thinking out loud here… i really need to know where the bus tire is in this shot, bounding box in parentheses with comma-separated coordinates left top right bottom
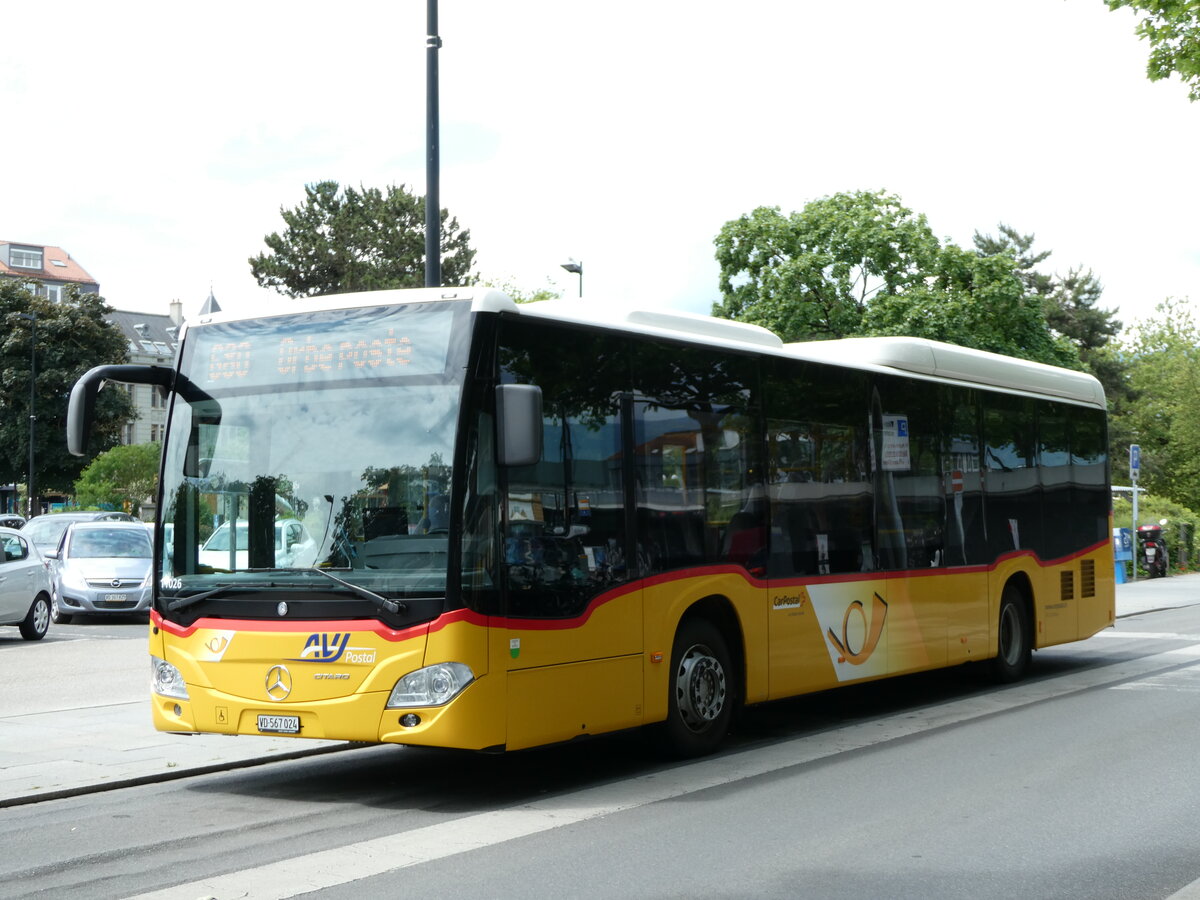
(991, 584, 1031, 683)
(660, 618, 734, 758)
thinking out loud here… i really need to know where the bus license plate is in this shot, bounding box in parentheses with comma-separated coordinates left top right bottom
(257, 715, 300, 734)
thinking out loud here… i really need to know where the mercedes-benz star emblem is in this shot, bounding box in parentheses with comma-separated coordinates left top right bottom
(265, 665, 292, 701)
(277, 601, 289, 617)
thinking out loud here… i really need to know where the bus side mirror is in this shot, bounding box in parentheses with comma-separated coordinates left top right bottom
(68, 365, 176, 456)
(495, 384, 542, 467)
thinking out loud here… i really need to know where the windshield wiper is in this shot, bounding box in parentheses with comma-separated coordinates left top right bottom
(240, 567, 407, 614)
(165, 584, 247, 612)
(302, 567, 407, 614)
(164, 570, 407, 615)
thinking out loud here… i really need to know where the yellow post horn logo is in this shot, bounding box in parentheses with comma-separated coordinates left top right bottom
(827, 593, 888, 665)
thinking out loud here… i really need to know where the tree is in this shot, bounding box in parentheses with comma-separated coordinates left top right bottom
(249, 181, 476, 297)
(713, 192, 1074, 367)
(1105, 0, 1200, 101)
(0, 282, 134, 506)
(713, 190, 940, 342)
(1114, 298, 1200, 509)
(972, 224, 1053, 298)
(72, 442, 160, 514)
(973, 225, 1127, 397)
(862, 246, 1079, 367)
(476, 276, 563, 304)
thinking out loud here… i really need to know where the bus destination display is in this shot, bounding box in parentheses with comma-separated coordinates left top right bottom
(196, 305, 455, 388)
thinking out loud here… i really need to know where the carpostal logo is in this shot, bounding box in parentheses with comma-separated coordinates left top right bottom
(289, 633, 377, 665)
(826, 593, 888, 665)
(772, 588, 810, 611)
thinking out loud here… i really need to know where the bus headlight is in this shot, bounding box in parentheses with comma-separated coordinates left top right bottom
(386, 662, 474, 708)
(151, 655, 189, 700)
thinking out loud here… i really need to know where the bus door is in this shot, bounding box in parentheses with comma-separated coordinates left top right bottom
(496, 324, 643, 750)
(872, 384, 952, 676)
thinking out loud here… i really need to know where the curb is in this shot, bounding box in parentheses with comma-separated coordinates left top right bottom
(0, 742, 363, 810)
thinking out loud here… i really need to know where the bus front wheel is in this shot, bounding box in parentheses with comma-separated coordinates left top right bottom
(991, 585, 1031, 683)
(660, 618, 734, 757)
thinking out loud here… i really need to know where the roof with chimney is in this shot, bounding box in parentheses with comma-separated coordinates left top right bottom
(107, 308, 182, 361)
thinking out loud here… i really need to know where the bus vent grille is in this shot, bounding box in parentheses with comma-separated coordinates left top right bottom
(1060, 570, 1075, 602)
(1080, 559, 1096, 598)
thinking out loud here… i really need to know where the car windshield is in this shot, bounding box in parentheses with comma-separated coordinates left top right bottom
(24, 517, 78, 551)
(157, 301, 471, 607)
(70, 529, 152, 559)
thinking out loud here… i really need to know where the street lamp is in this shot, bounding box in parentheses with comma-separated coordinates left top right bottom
(561, 259, 583, 297)
(16, 312, 36, 518)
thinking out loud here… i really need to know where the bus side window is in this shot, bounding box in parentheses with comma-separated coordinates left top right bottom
(764, 358, 873, 578)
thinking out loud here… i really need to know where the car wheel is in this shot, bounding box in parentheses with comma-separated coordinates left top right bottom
(19, 594, 50, 641)
(50, 597, 73, 625)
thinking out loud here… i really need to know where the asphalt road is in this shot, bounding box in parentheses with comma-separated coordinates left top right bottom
(5, 602, 1200, 899)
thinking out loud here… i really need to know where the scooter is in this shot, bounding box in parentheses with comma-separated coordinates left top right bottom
(1137, 524, 1169, 578)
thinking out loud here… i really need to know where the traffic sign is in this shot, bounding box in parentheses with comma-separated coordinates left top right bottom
(1130, 444, 1140, 477)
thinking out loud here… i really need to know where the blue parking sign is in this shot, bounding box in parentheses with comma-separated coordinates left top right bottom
(1130, 444, 1140, 473)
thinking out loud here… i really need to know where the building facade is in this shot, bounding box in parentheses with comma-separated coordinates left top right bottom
(0, 241, 99, 300)
(107, 301, 184, 446)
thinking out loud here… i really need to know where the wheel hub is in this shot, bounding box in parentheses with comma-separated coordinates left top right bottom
(677, 644, 726, 732)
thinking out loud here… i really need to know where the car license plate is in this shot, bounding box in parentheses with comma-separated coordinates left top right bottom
(257, 715, 301, 734)
(103, 593, 128, 602)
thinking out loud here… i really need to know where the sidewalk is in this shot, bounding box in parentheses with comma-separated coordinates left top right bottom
(3, 574, 1199, 808)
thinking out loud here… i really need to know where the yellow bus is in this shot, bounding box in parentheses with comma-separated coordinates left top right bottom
(68, 288, 1114, 757)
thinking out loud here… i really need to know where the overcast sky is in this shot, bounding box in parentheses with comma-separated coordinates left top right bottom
(4, 0, 1197, 333)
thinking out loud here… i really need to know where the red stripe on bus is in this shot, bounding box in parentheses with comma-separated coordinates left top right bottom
(151, 537, 1110, 638)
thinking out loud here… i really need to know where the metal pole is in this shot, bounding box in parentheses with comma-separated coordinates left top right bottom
(425, 0, 442, 287)
(17, 312, 36, 518)
(1131, 481, 1139, 583)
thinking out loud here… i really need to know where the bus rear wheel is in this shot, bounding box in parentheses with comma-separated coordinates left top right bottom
(660, 618, 734, 757)
(991, 585, 1031, 683)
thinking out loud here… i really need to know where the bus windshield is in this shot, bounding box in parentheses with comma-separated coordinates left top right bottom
(156, 301, 471, 613)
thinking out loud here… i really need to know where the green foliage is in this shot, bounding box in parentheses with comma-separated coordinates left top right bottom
(713, 191, 940, 341)
(475, 276, 563, 304)
(0, 282, 133, 497)
(861, 246, 1079, 367)
(1114, 298, 1200, 510)
(1106, 0, 1200, 101)
(973, 225, 1126, 396)
(249, 181, 476, 297)
(1112, 492, 1199, 571)
(972, 224, 1054, 298)
(73, 442, 160, 513)
(713, 192, 1074, 368)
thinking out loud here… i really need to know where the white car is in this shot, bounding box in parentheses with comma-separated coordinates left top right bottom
(0, 526, 52, 640)
(198, 519, 316, 571)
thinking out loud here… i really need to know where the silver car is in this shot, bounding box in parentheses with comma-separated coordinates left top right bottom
(47, 521, 153, 623)
(22, 511, 138, 556)
(0, 526, 52, 640)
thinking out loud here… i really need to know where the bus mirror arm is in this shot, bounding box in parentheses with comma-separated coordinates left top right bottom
(67, 364, 177, 456)
(496, 384, 543, 467)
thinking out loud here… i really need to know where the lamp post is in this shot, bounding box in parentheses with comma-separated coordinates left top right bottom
(16, 312, 36, 518)
(425, 0, 442, 287)
(561, 259, 583, 297)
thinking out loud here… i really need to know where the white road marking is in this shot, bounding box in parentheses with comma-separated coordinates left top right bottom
(130, 637, 1200, 900)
